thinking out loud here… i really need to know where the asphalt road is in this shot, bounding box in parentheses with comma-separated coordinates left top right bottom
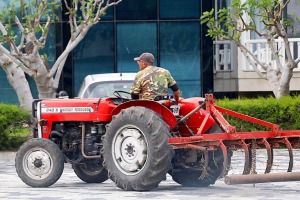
(1, 150, 300, 200)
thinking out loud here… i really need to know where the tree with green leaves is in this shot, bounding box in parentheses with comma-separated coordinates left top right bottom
(201, 0, 299, 98)
(0, 0, 122, 111)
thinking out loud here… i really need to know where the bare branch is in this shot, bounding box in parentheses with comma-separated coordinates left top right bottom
(295, 57, 300, 65)
(238, 14, 247, 31)
(20, 0, 27, 16)
(282, 36, 295, 65)
(95, 0, 105, 20)
(63, 0, 72, 11)
(9, 40, 20, 55)
(34, 0, 47, 32)
(0, 44, 35, 76)
(38, 15, 50, 45)
(0, 21, 7, 35)
(80, 0, 87, 21)
(281, 0, 291, 11)
(64, 0, 76, 40)
(236, 42, 268, 78)
(265, 30, 283, 71)
(73, 0, 79, 30)
(53, 56, 68, 89)
(95, 0, 122, 22)
(0, 21, 20, 55)
(32, 42, 39, 55)
(249, 15, 264, 37)
(15, 19, 26, 51)
(221, 32, 267, 76)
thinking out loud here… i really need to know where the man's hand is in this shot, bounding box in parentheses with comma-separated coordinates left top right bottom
(173, 89, 181, 102)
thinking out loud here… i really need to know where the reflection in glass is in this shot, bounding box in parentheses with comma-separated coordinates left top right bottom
(160, 22, 201, 97)
(74, 23, 115, 94)
(116, 0, 156, 20)
(117, 23, 157, 72)
(160, 0, 200, 19)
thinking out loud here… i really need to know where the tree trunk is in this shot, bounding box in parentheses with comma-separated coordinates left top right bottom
(34, 74, 56, 99)
(279, 66, 294, 98)
(28, 56, 57, 99)
(4, 63, 33, 111)
(266, 67, 280, 98)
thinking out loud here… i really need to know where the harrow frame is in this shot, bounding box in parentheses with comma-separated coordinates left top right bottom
(169, 94, 300, 184)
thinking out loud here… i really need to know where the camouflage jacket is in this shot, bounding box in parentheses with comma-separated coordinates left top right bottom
(130, 66, 176, 100)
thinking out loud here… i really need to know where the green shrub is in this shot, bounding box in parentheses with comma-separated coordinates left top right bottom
(215, 95, 300, 131)
(0, 104, 31, 150)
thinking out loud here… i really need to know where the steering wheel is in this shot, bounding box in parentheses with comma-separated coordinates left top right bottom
(113, 91, 132, 100)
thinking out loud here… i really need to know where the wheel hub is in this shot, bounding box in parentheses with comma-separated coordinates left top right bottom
(113, 127, 147, 175)
(34, 159, 43, 168)
(24, 149, 53, 179)
(125, 143, 135, 155)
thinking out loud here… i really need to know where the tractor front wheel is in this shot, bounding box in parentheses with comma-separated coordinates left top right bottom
(15, 138, 64, 187)
(102, 106, 174, 191)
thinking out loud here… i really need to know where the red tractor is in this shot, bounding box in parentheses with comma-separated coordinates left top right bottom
(16, 92, 300, 190)
(15, 91, 227, 191)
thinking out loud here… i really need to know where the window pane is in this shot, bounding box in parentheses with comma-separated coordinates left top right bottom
(0, 70, 19, 104)
(40, 25, 56, 67)
(160, 0, 200, 19)
(74, 23, 115, 94)
(287, 0, 300, 38)
(117, 23, 157, 72)
(160, 22, 201, 98)
(116, 0, 157, 20)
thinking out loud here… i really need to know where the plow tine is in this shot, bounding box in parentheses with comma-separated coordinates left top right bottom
(199, 151, 209, 179)
(284, 138, 293, 172)
(204, 150, 209, 169)
(250, 140, 257, 174)
(240, 141, 251, 174)
(219, 141, 229, 177)
(263, 139, 273, 173)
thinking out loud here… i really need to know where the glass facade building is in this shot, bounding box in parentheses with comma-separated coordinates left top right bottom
(0, 0, 214, 104)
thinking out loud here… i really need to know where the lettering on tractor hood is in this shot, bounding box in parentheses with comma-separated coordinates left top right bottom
(41, 107, 94, 113)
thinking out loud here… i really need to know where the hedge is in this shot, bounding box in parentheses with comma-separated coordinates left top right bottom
(215, 95, 300, 131)
(0, 103, 31, 150)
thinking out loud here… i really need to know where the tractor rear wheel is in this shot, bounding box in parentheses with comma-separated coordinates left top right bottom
(102, 106, 174, 191)
(15, 138, 64, 187)
(73, 159, 108, 183)
(171, 124, 232, 187)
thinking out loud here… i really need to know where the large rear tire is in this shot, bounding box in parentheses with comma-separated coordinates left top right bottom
(171, 124, 232, 187)
(73, 159, 108, 183)
(15, 138, 64, 187)
(102, 106, 174, 191)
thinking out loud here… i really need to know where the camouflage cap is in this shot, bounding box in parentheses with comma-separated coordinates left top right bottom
(134, 52, 155, 64)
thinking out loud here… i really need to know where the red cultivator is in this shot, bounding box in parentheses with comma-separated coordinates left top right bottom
(169, 94, 300, 185)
